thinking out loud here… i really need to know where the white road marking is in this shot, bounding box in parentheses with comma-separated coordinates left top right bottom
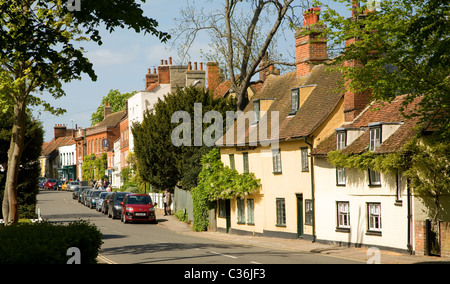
(209, 251, 237, 259)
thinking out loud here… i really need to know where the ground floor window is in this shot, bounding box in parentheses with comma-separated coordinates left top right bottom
(305, 199, 313, 225)
(247, 199, 255, 225)
(237, 198, 245, 224)
(276, 198, 286, 227)
(367, 203, 382, 234)
(336, 201, 350, 230)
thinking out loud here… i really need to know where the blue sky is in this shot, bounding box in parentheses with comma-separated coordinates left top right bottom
(35, 0, 349, 142)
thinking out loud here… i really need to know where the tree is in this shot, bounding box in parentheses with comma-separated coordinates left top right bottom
(313, 0, 450, 137)
(0, 109, 44, 219)
(0, 0, 170, 224)
(172, 0, 313, 111)
(90, 89, 136, 125)
(132, 86, 236, 191)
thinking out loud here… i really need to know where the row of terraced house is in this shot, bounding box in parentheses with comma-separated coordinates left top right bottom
(213, 8, 450, 258)
(40, 7, 450, 257)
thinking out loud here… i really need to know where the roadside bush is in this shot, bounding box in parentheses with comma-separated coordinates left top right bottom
(0, 220, 103, 264)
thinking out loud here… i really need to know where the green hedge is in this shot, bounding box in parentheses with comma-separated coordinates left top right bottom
(0, 220, 103, 264)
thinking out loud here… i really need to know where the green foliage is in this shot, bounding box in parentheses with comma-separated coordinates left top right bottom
(81, 153, 107, 181)
(327, 134, 450, 222)
(174, 209, 189, 223)
(0, 110, 44, 219)
(192, 149, 260, 231)
(0, 220, 103, 264)
(90, 89, 136, 125)
(314, 0, 450, 138)
(132, 86, 236, 190)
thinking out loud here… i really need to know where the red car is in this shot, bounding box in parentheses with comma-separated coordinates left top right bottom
(121, 194, 157, 224)
(44, 179, 58, 190)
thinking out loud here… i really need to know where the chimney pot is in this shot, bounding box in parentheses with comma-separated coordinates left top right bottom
(296, 7, 327, 77)
(169, 57, 173, 65)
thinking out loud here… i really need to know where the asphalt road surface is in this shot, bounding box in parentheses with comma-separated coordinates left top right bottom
(37, 190, 361, 265)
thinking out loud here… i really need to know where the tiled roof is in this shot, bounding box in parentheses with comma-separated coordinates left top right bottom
(41, 136, 74, 157)
(88, 110, 127, 130)
(220, 64, 344, 146)
(311, 94, 422, 156)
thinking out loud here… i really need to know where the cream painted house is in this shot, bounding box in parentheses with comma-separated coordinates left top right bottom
(216, 8, 346, 239)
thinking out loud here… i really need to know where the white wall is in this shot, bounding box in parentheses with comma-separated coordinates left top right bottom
(314, 157, 409, 251)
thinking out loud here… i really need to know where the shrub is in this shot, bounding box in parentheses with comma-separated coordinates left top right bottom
(0, 220, 103, 264)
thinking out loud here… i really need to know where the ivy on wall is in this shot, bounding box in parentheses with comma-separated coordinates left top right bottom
(81, 153, 107, 181)
(192, 148, 261, 231)
(327, 134, 450, 223)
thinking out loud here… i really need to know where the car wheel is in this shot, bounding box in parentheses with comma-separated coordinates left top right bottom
(122, 214, 127, 223)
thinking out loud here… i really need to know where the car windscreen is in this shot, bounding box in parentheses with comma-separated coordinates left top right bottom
(127, 195, 152, 205)
(114, 193, 129, 204)
(92, 191, 101, 197)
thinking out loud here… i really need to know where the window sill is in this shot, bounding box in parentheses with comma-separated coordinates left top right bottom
(335, 227, 350, 233)
(276, 224, 286, 228)
(366, 230, 382, 236)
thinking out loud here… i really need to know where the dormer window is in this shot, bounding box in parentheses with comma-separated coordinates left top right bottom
(336, 130, 347, 151)
(369, 126, 381, 151)
(253, 100, 260, 124)
(290, 88, 299, 114)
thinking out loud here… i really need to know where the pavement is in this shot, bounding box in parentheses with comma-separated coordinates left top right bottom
(155, 209, 450, 264)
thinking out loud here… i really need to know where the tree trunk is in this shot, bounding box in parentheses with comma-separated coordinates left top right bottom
(2, 98, 27, 225)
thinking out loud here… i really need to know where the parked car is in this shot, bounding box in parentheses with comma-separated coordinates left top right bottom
(87, 190, 103, 209)
(101, 192, 113, 214)
(78, 187, 92, 203)
(108, 192, 131, 219)
(121, 194, 157, 224)
(57, 180, 64, 191)
(96, 192, 109, 212)
(72, 187, 82, 199)
(39, 177, 46, 188)
(61, 180, 69, 191)
(67, 181, 80, 191)
(44, 179, 57, 190)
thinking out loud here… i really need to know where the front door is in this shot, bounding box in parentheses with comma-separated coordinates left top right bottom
(225, 199, 231, 233)
(296, 194, 303, 238)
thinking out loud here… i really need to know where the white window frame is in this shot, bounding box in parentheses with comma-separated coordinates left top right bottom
(301, 148, 309, 172)
(369, 127, 381, 151)
(368, 203, 382, 232)
(336, 168, 346, 186)
(337, 202, 350, 229)
(272, 148, 282, 174)
(369, 169, 381, 186)
(336, 131, 347, 150)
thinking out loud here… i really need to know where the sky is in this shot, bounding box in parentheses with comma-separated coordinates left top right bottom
(34, 0, 350, 142)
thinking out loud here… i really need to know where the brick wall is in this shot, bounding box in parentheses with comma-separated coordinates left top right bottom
(414, 220, 426, 256)
(441, 222, 450, 258)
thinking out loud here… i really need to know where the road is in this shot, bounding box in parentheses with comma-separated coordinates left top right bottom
(36, 190, 362, 265)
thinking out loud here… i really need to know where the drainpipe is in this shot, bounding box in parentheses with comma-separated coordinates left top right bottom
(407, 177, 413, 254)
(304, 136, 316, 242)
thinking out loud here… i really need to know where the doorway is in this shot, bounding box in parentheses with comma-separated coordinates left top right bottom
(225, 199, 231, 233)
(296, 194, 303, 238)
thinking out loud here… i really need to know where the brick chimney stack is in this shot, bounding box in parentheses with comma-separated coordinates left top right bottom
(158, 58, 171, 84)
(145, 68, 158, 90)
(295, 7, 328, 77)
(104, 101, 112, 118)
(343, 1, 372, 122)
(207, 62, 222, 92)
